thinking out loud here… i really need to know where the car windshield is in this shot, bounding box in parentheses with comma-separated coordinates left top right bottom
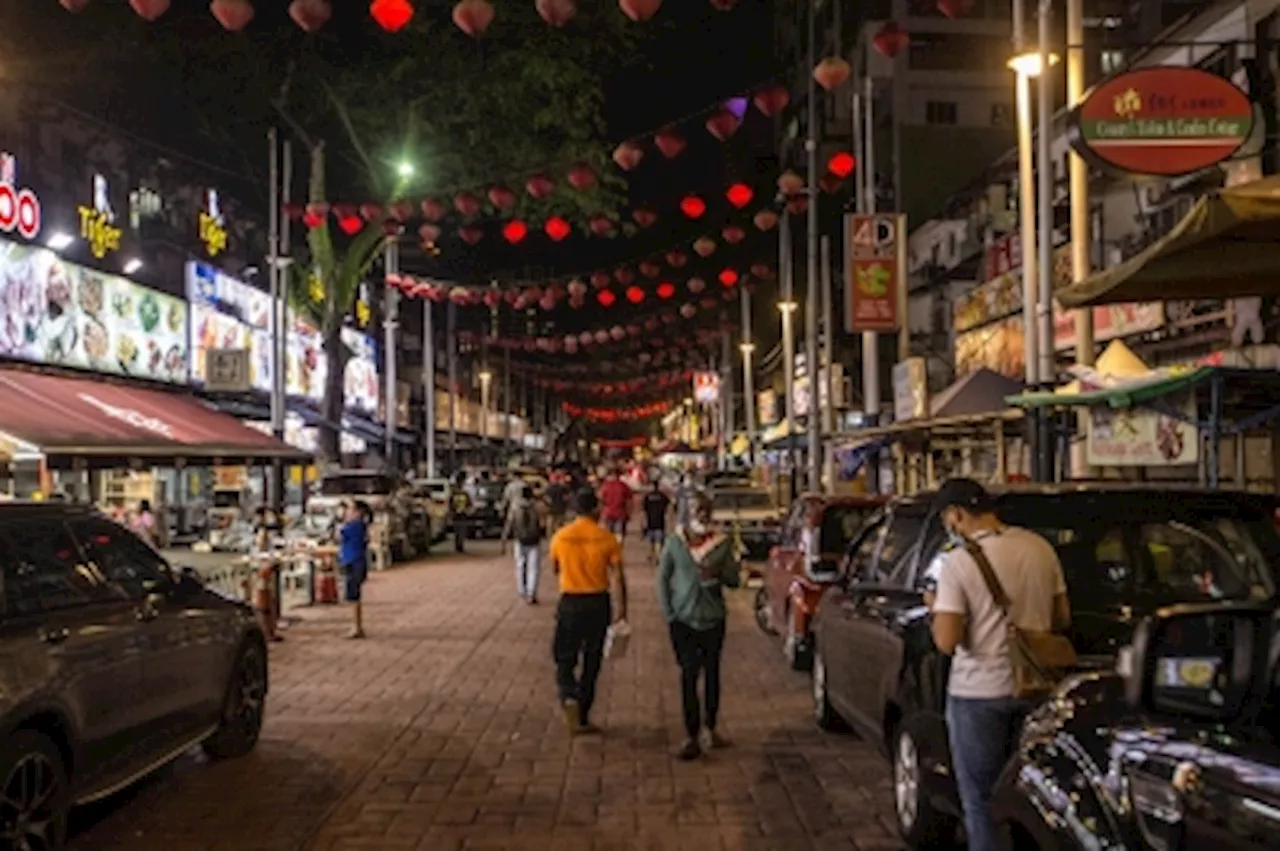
(819, 505, 876, 552)
(713, 491, 774, 511)
(319, 474, 394, 496)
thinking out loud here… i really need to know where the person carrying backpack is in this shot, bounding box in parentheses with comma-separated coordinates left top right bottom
(502, 485, 545, 604)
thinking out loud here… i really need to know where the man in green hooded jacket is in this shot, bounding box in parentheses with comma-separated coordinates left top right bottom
(657, 491, 741, 760)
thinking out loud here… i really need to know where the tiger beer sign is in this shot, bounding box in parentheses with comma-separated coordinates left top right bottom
(846, 213, 905, 333)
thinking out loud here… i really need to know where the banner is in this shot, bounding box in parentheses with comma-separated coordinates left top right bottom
(693, 371, 720, 404)
(847, 213, 904, 332)
(892, 357, 928, 422)
(1086, 393, 1199, 466)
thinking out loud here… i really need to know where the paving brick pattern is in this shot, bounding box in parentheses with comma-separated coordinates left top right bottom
(68, 540, 905, 851)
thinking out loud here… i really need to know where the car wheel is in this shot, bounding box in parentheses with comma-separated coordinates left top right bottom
(893, 718, 959, 849)
(0, 730, 69, 851)
(784, 606, 813, 672)
(203, 642, 267, 760)
(754, 587, 775, 634)
(811, 645, 842, 731)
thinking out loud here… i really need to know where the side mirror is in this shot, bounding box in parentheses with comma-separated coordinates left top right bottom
(1123, 603, 1273, 722)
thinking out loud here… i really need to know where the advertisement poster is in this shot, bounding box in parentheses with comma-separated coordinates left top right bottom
(1087, 394, 1199, 466)
(757, 389, 778, 425)
(893, 357, 928, 422)
(847, 214, 904, 332)
(0, 239, 188, 383)
(954, 316, 1025, 379)
(693, 371, 720, 404)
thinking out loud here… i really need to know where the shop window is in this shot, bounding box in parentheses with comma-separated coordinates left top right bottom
(1100, 49, 1125, 75)
(926, 101, 958, 126)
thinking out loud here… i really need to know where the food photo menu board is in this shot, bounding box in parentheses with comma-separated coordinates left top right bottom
(0, 239, 189, 383)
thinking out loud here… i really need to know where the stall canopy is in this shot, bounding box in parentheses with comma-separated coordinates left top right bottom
(0, 367, 309, 466)
(930, 368, 1025, 418)
(1056, 175, 1280, 307)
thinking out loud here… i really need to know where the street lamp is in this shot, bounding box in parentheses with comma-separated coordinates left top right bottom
(1006, 51, 1059, 76)
(478, 368, 493, 439)
(396, 160, 415, 178)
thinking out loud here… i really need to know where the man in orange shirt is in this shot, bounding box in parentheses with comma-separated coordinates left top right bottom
(549, 489, 629, 734)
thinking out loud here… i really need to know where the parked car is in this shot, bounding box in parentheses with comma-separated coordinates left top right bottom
(756, 493, 886, 670)
(809, 486, 1279, 849)
(409, 478, 452, 543)
(993, 600, 1280, 850)
(465, 478, 506, 539)
(310, 470, 432, 559)
(711, 487, 783, 560)
(0, 503, 267, 849)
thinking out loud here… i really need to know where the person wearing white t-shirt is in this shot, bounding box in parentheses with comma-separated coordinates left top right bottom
(929, 479, 1071, 851)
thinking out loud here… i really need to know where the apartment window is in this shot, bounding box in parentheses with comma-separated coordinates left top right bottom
(1100, 49, 1125, 75)
(991, 103, 1013, 127)
(926, 101, 958, 126)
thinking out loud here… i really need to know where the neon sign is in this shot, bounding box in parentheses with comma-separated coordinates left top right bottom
(199, 188, 227, 257)
(78, 174, 122, 259)
(0, 153, 41, 240)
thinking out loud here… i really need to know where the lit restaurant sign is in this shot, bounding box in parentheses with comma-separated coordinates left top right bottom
(1069, 67, 1255, 177)
(0, 153, 41, 240)
(78, 174, 122, 258)
(199, 188, 228, 257)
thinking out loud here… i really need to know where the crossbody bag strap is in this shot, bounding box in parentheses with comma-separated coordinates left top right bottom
(961, 536, 1012, 613)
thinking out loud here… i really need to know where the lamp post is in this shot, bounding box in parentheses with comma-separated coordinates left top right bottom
(383, 238, 400, 471)
(1067, 0, 1094, 477)
(478, 367, 492, 440)
(423, 297, 436, 479)
(740, 285, 757, 467)
(804, 0, 821, 495)
(780, 212, 799, 499)
(820, 234, 835, 493)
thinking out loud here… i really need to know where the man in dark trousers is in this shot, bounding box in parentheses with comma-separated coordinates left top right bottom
(548, 489, 628, 735)
(450, 472, 472, 553)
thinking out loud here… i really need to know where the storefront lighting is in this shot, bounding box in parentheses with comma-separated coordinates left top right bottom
(46, 232, 74, 250)
(478, 369, 492, 382)
(1007, 51, 1060, 77)
(123, 258, 143, 275)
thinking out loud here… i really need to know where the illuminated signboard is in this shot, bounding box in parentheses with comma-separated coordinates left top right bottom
(78, 174, 122, 259)
(0, 153, 41, 240)
(199, 188, 228, 257)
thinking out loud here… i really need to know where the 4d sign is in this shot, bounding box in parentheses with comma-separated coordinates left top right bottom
(1070, 67, 1254, 177)
(78, 174, 122, 258)
(199, 188, 228, 257)
(0, 153, 41, 240)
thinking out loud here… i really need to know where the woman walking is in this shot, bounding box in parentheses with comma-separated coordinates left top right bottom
(657, 491, 741, 760)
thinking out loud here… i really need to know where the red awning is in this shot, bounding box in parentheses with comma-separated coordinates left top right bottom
(0, 367, 309, 464)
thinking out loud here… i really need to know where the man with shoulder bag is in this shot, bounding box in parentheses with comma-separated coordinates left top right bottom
(929, 479, 1074, 851)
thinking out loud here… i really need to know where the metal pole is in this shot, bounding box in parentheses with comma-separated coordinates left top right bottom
(862, 75, 880, 428)
(383, 240, 400, 471)
(502, 345, 511, 448)
(1015, 72, 1039, 391)
(1067, 0, 1094, 478)
(740, 287, 757, 467)
(820, 235, 835, 493)
(1037, 0, 1056, 482)
(780, 215, 798, 498)
(447, 301, 457, 474)
(804, 0, 821, 495)
(266, 129, 283, 511)
(277, 140, 292, 507)
(722, 330, 734, 469)
(852, 91, 864, 213)
(423, 297, 436, 478)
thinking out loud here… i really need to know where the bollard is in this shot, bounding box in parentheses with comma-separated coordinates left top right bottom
(314, 553, 340, 604)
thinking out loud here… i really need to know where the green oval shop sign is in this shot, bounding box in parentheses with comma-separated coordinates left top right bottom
(1070, 67, 1255, 177)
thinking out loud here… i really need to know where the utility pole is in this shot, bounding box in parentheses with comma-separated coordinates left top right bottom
(804, 0, 821, 494)
(423, 296, 436, 478)
(447, 301, 458, 475)
(820, 235, 835, 492)
(740, 286, 757, 468)
(780, 214, 798, 501)
(1036, 0, 1055, 481)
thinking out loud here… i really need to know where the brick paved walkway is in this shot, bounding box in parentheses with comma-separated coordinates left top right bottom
(68, 540, 904, 851)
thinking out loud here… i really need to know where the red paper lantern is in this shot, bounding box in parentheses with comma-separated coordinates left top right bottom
(679, 195, 706, 220)
(665, 250, 687, 268)
(750, 263, 775, 280)
(452, 0, 494, 36)
(483, 290, 501, 309)
(753, 209, 778, 231)
(381, 219, 404, 237)
(418, 223, 441, 243)
(787, 196, 808, 215)
(568, 279, 588, 298)
(705, 109, 739, 142)
(130, 0, 170, 20)
(700, 297, 718, 310)
(937, 0, 973, 18)
(656, 282, 676, 299)
(488, 185, 516, 210)
(544, 216, 571, 241)
(359, 202, 382, 221)
(688, 277, 706, 293)
(625, 286, 645, 304)
(753, 84, 789, 117)
(680, 304, 697, 319)
(525, 174, 555, 200)
(567, 163, 597, 191)
(420, 197, 447, 222)
(633, 207, 657, 228)
(873, 22, 909, 58)
(610, 326, 625, 341)
(502, 220, 528, 244)
(598, 289, 617, 307)
(370, 0, 414, 32)
(288, 0, 330, 31)
(589, 216, 615, 236)
(777, 170, 805, 196)
(614, 267, 634, 285)
(813, 57, 852, 91)
(718, 268, 739, 288)
(458, 226, 484, 245)
(59, 0, 92, 11)
(388, 199, 413, 221)
(618, 0, 661, 22)
(828, 151, 856, 178)
(612, 141, 643, 171)
(540, 294, 557, 311)
(590, 272, 611, 289)
(726, 183, 753, 209)
(721, 225, 745, 244)
(536, 0, 576, 25)
(303, 202, 329, 228)
(210, 0, 254, 30)
(654, 127, 686, 159)
(454, 191, 481, 218)
(693, 237, 716, 258)
(639, 261, 661, 278)
(338, 213, 363, 235)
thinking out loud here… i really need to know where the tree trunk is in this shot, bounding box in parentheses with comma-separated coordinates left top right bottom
(319, 320, 346, 466)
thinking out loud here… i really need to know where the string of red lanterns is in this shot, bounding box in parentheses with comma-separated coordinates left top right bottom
(458, 323, 730, 356)
(563, 400, 675, 423)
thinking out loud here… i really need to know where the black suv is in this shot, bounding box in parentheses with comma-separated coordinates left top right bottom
(0, 504, 268, 849)
(994, 601, 1280, 849)
(809, 486, 1278, 849)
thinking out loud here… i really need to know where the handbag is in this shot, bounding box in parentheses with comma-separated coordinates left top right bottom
(961, 537, 1078, 699)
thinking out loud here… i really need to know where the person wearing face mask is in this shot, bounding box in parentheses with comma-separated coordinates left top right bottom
(929, 478, 1071, 851)
(657, 490, 741, 760)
